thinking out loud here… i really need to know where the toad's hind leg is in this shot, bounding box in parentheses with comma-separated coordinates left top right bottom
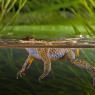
(73, 59, 95, 88)
(37, 48, 51, 81)
(66, 49, 95, 88)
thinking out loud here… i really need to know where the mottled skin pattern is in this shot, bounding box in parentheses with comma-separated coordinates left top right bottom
(17, 48, 95, 87)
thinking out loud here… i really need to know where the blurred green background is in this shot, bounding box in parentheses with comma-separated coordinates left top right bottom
(0, 0, 95, 39)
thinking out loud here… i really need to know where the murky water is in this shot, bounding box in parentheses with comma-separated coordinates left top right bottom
(0, 48, 95, 95)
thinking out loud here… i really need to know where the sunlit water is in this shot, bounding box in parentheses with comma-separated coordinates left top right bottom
(0, 48, 95, 95)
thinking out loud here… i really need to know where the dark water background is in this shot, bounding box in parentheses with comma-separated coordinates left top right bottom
(0, 48, 95, 95)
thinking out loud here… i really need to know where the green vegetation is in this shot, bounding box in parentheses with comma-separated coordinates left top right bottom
(1, 25, 94, 40)
(0, 0, 95, 39)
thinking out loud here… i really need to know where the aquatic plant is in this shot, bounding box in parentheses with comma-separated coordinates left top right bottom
(0, 0, 27, 26)
(0, 0, 95, 38)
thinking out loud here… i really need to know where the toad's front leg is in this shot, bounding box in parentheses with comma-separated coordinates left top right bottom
(17, 55, 34, 79)
(37, 48, 51, 81)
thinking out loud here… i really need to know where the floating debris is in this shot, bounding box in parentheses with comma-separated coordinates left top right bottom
(0, 37, 94, 48)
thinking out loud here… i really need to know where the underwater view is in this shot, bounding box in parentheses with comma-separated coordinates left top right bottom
(0, 48, 95, 95)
